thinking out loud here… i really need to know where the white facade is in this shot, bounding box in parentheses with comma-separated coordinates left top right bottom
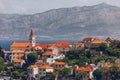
(32, 68, 39, 78)
(29, 30, 36, 47)
(28, 67, 39, 78)
(46, 58, 55, 65)
(39, 68, 53, 73)
(52, 48, 59, 55)
(28, 65, 54, 79)
(46, 68, 54, 72)
(50, 54, 65, 60)
(10, 54, 18, 62)
(14, 61, 25, 68)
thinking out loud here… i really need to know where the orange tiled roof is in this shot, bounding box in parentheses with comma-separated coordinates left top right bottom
(39, 64, 53, 69)
(31, 65, 38, 68)
(37, 60, 44, 63)
(74, 42, 84, 45)
(14, 59, 24, 63)
(18, 54, 25, 58)
(91, 39, 108, 44)
(42, 51, 53, 56)
(55, 42, 71, 46)
(77, 67, 93, 72)
(53, 62, 66, 65)
(11, 50, 24, 53)
(77, 67, 85, 71)
(11, 42, 29, 48)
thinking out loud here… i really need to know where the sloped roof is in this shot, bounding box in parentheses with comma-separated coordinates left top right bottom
(40, 44, 52, 49)
(14, 59, 24, 63)
(31, 65, 38, 68)
(83, 37, 94, 41)
(18, 54, 25, 58)
(11, 42, 29, 48)
(54, 42, 71, 47)
(42, 51, 53, 56)
(77, 66, 93, 72)
(11, 50, 24, 53)
(91, 39, 108, 44)
(39, 64, 53, 69)
(53, 62, 66, 65)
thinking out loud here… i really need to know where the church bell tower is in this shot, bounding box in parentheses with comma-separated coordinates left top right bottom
(29, 29, 36, 47)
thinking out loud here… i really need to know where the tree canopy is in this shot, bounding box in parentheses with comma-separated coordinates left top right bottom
(59, 68, 71, 78)
(0, 57, 4, 73)
(27, 52, 38, 65)
(93, 69, 102, 80)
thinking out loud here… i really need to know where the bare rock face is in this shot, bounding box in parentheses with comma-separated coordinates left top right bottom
(0, 3, 120, 40)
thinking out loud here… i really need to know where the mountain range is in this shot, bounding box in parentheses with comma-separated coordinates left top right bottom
(0, 3, 120, 40)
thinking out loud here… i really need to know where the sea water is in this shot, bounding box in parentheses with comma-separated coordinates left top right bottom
(0, 39, 80, 51)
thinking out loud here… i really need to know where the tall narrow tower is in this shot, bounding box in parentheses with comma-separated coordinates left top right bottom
(29, 29, 36, 47)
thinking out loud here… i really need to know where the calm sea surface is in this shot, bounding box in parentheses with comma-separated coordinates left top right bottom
(0, 39, 80, 51)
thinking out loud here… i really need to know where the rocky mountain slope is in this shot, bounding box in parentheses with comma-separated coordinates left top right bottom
(0, 3, 120, 40)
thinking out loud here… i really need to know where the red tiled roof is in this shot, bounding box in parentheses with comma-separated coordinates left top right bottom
(40, 44, 52, 49)
(77, 67, 93, 72)
(84, 67, 93, 72)
(83, 37, 94, 41)
(54, 42, 71, 48)
(77, 67, 85, 71)
(55, 42, 71, 45)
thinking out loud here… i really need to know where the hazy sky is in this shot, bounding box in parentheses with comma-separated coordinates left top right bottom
(0, 0, 120, 14)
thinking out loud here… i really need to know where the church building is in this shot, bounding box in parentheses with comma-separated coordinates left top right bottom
(10, 29, 41, 51)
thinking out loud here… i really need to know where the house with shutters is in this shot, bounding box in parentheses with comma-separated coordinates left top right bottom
(27, 64, 53, 79)
(13, 59, 25, 68)
(83, 37, 109, 48)
(73, 65, 93, 79)
(52, 61, 68, 70)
